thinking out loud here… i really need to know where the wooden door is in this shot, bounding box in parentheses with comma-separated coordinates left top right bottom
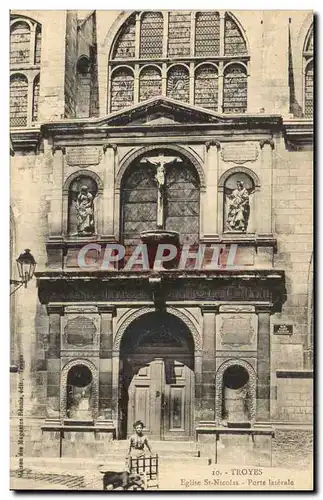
(127, 358, 165, 440)
(162, 360, 193, 440)
(127, 357, 193, 440)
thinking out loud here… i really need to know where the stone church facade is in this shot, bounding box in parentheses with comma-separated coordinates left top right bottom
(10, 10, 313, 465)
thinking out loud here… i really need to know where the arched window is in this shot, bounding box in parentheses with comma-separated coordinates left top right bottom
(108, 11, 249, 113)
(112, 14, 136, 59)
(194, 64, 218, 110)
(223, 172, 255, 233)
(139, 66, 162, 102)
(223, 64, 247, 113)
(10, 74, 28, 127)
(32, 74, 40, 122)
(140, 12, 163, 58)
(10, 22, 30, 65)
(76, 56, 92, 118)
(224, 14, 247, 56)
(303, 25, 314, 118)
(34, 25, 42, 64)
(167, 65, 189, 102)
(10, 16, 42, 127)
(110, 67, 134, 112)
(121, 150, 200, 247)
(68, 176, 98, 236)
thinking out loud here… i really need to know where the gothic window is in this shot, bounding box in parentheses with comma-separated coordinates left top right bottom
(108, 11, 248, 113)
(10, 74, 28, 127)
(32, 74, 40, 122)
(224, 172, 255, 233)
(139, 66, 162, 102)
(110, 67, 134, 112)
(224, 14, 247, 56)
(223, 64, 247, 113)
(140, 12, 163, 58)
(195, 12, 220, 57)
(121, 151, 200, 247)
(10, 22, 30, 65)
(112, 14, 136, 59)
(303, 25, 314, 118)
(167, 65, 189, 102)
(168, 12, 191, 57)
(121, 163, 158, 247)
(68, 176, 98, 236)
(10, 16, 42, 127)
(194, 64, 218, 110)
(304, 61, 313, 118)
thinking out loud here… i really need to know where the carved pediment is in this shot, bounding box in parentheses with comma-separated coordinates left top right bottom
(102, 97, 227, 127)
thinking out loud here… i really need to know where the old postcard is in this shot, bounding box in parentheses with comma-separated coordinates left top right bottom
(10, 9, 314, 491)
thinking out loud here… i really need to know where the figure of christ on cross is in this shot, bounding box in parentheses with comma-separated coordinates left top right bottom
(141, 153, 182, 228)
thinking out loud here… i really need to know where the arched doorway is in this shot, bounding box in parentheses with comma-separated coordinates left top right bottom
(119, 311, 195, 440)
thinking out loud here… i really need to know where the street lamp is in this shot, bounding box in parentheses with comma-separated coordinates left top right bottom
(10, 249, 37, 296)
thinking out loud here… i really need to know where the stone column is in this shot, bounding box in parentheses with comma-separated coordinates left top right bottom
(49, 146, 65, 239)
(199, 305, 217, 421)
(102, 144, 117, 239)
(256, 306, 271, 421)
(203, 141, 221, 239)
(46, 304, 63, 416)
(258, 140, 275, 236)
(98, 305, 115, 419)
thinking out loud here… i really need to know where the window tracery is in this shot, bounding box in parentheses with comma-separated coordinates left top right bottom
(10, 16, 42, 127)
(109, 11, 249, 113)
(303, 25, 313, 119)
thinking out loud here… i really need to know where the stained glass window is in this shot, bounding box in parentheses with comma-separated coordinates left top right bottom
(112, 15, 136, 59)
(108, 11, 249, 113)
(139, 66, 162, 102)
(223, 64, 247, 113)
(32, 75, 40, 122)
(10, 74, 28, 127)
(224, 14, 247, 56)
(304, 61, 313, 118)
(305, 27, 313, 52)
(111, 68, 134, 112)
(122, 164, 158, 247)
(10, 22, 30, 65)
(195, 12, 220, 57)
(168, 12, 191, 57)
(167, 65, 189, 102)
(34, 25, 42, 64)
(165, 162, 200, 245)
(194, 64, 218, 110)
(140, 12, 163, 58)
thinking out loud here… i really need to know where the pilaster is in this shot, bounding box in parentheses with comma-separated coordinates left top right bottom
(256, 305, 271, 421)
(203, 141, 221, 239)
(102, 144, 117, 238)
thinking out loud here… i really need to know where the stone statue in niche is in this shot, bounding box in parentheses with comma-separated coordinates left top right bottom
(226, 180, 252, 232)
(75, 185, 95, 235)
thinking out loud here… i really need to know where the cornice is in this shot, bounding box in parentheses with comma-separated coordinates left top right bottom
(10, 127, 41, 152)
(283, 118, 313, 148)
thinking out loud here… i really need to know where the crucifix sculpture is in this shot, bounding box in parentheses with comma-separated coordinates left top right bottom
(141, 153, 182, 228)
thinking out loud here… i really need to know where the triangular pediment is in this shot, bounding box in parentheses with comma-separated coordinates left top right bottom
(99, 97, 227, 127)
